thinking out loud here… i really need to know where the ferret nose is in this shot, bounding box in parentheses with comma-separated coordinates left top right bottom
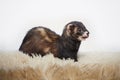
(86, 31, 89, 35)
(83, 31, 89, 37)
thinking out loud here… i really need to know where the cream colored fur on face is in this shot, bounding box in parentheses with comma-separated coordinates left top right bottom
(0, 51, 120, 80)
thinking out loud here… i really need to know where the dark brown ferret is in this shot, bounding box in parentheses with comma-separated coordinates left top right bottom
(19, 21, 89, 61)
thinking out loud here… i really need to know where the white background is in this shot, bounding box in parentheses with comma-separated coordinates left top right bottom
(0, 0, 120, 52)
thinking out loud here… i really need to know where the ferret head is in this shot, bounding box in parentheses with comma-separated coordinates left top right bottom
(63, 21, 89, 41)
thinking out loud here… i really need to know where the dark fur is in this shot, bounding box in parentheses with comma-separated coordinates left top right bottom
(19, 21, 89, 61)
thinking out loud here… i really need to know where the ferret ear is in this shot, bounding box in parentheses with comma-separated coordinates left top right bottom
(66, 24, 75, 36)
(66, 24, 75, 30)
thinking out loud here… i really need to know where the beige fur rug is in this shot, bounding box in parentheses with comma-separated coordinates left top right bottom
(0, 51, 120, 80)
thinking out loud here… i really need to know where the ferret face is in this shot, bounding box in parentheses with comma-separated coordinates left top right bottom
(66, 21, 89, 41)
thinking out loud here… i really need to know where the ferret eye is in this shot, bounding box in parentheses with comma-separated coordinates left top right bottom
(76, 32, 81, 35)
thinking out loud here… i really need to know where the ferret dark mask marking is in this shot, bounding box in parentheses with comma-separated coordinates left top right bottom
(19, 21, 89, 61)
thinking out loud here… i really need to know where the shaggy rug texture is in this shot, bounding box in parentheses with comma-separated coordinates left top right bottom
(0, 51, 120, 80)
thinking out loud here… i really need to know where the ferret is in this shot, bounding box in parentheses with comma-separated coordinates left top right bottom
(19, 21, 89, 61)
